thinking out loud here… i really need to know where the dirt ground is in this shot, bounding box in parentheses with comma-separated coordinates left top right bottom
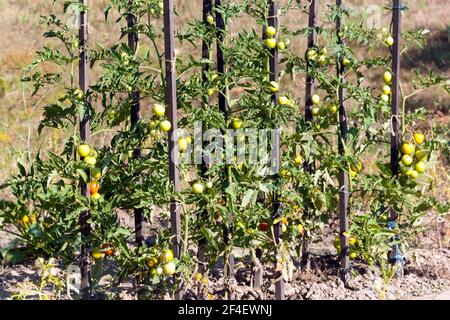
(1, 222, 449, 300)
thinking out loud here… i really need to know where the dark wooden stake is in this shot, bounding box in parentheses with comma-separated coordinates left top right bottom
(197, 0, 212, 298)
(78, 0, 92, 300)
(215, 0, 235, 300)
(267, 1, 284, 300)
(127, 0, 144, 247)
(163, 0, 183, 299)
(301, 0, 318, 273)
(389, 0, 403, 274)
(336, 0, 350, 284)
(304, 0, 318, 122)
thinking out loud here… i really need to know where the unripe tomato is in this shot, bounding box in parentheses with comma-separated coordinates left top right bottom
(401, 154, 413, 166)
(206, 15, 214, 25)
(232, 118, 243, 129)
(91, 250, 104, 260)
(415, 161, 426, 173)
(349, 236, 357, 246)
(279, 168, 288, 178)
(163, 262, 176, 275)
(265, 26, 277, 37)
(91, 168, 102, 180)
(318, 55, 327, 65)
(84, 156, 97, 166)
(150, 268, 158, 277)
(382, 85, 391, 95)
(207, 88, 215, 96)
(90, 181, 100, 195)
(153, 104, 166, 117)
(383, 71, 393, 83)
(206, 181, 213, 189)
(178, 138, 188, 152)
(342, 58, 351, 67)
(380, 94, 390, 103)
(381, 27, 389, 34)
(311, 94, 320, 105)
(78, 144, 90, 158)
(146, 257, 158, 268)
(333, 237, 340, 249)
(278, 96, 289, 106)
(269, 81, 279, 93)
(159, 249, 174, 263)
(158, 1, 163, 10)
(192, 182, 205, 195)
(413, 133, 425, 145)
(160, 120, 172, 132)
(277, 41, 286, 50)
(415, 149, 428, 161)
(89, 149, 98, 158)
(384, 36, 394, 46)
(401, 143, 415, 155)
(328, 104, 338, 114)
(307, 49, 317, 60)
(284, 38, 291, 48)
(349, 250, 357, 260)
(265, 38, 277, 49)
(350, 160, 363, 173)
(74, 89, 84, 100)
(311, 106, 320, 117)
(409, 169, 419, 179)
(91, 192, 101, 201)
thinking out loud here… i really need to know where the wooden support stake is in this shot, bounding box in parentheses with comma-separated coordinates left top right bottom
(215, 0, 235, 299)
(301, 0, 318, 273)
(336, 0, 350, 283)
(197, 0, 213, 298)
(389, 0, 403, 274)
(78, 0, 92, 300)
(163, 0, 183, 299)
(267, 1, 284, 300)
(127, 0, 144, 247)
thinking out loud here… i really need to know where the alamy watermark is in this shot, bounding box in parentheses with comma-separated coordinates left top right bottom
(171, 122, 282, 176)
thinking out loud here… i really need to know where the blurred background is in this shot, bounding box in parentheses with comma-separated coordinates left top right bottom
(0, 0, 448, 194)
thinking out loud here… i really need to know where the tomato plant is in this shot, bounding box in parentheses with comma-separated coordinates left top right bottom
(0, 0, 448, 300)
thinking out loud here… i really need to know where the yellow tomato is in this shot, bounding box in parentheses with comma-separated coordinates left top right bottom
(401, 154, 413, 166)
(311, 94, 320, 105)
(146, 257, 158, 268)
(163, 262, 176, 275)
(401, 143, 415, 155)
(153, 104, 166, 117)
(265, 38, 277, 49)
(91, 250, 104, 260)
(78, 144, 91, 158)
(413, 133, 425, 145)
(159, 249, 174, 263)
(160, 120, 172, 132)
(266, 26, 277, 37)
(84, 156, 97, 166)
(415, 161, 426, 173)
